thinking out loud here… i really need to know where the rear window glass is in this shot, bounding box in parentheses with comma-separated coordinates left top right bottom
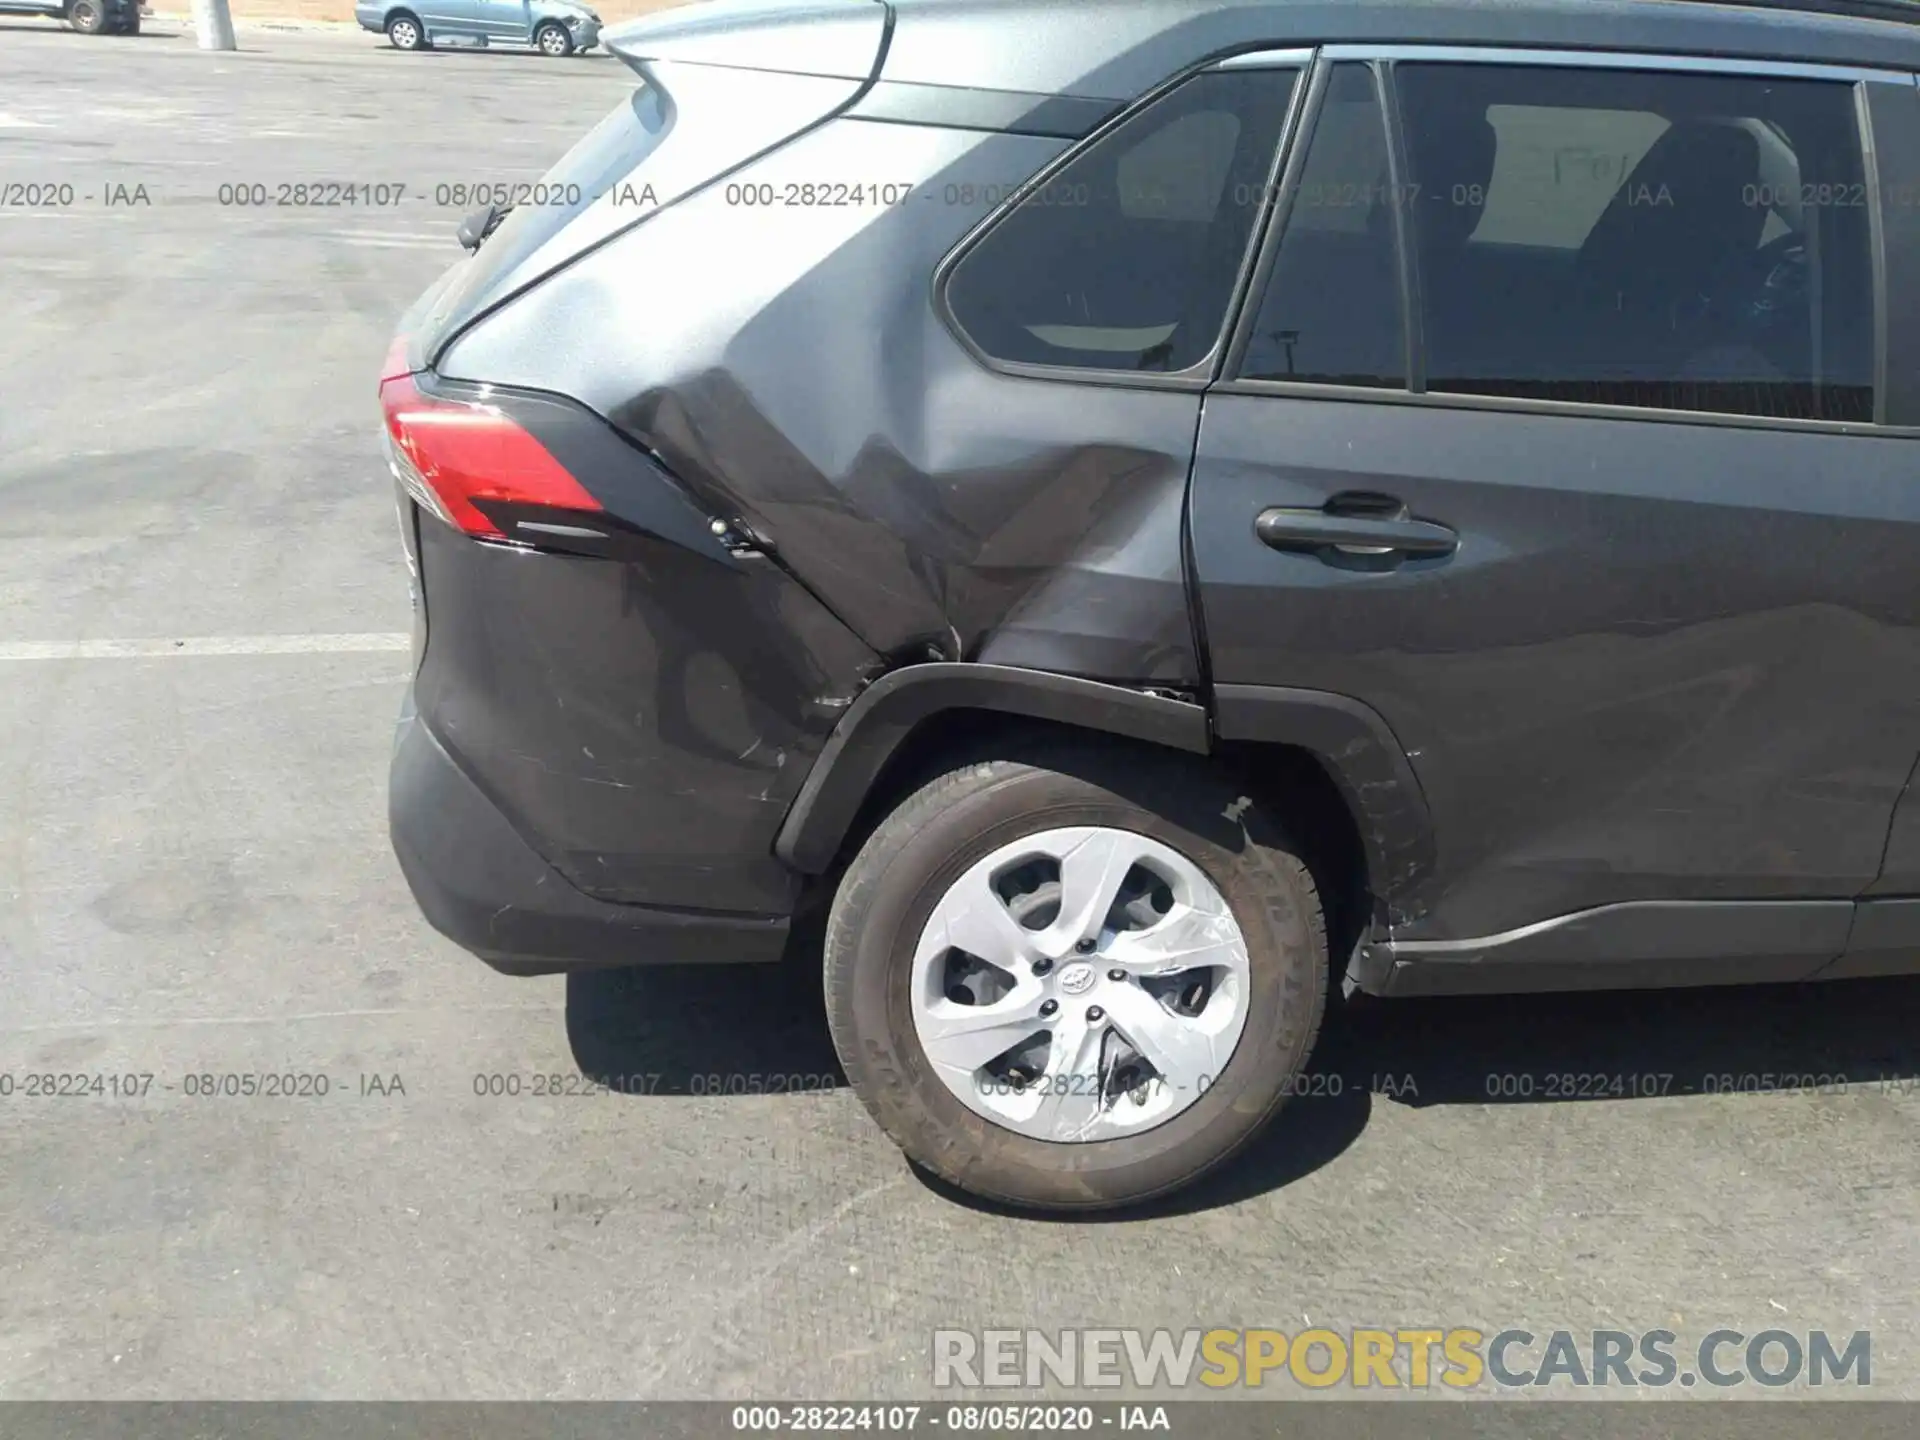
(417, 84, 669, 351)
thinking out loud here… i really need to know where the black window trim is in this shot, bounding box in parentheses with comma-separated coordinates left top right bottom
(846, 82, 1121, 142)
(929, 48, 1317, 393)
(1379, 58, 1424, 394)
(1859, 76, 1893, 424)
(1218, 43, 1911, 437)
(1866, 75, 1920, 425)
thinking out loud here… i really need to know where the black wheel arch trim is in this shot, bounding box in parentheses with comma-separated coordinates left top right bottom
(774, 669, 1441, 921)
(774, 663, 1210, 874)
(1211, 682, 1436, 925)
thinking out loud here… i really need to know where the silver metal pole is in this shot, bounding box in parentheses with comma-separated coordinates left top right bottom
(191, 0, 236, 50)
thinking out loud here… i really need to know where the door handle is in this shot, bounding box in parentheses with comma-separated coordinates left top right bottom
(1254, 501, 1457, 560)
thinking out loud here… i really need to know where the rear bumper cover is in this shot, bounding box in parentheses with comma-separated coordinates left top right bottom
(390, 695, 789, 973)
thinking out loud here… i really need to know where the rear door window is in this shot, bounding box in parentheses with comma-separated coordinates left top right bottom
(943, 67, 1300, 375)
(1395, 63, 1875, 421)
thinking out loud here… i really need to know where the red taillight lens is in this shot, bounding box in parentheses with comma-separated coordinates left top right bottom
(379, 372, 603, 541)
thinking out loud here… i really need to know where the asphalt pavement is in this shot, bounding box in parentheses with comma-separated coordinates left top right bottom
(3, 21, 1920, 1404)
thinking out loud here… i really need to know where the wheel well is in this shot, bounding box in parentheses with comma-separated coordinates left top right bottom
(386, 7, 419, 23)
(815, 709, 1374, 969)
(1214, 738, 1373, 984)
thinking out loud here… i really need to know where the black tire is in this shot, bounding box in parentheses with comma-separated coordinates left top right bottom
(824, 740, 1328, 1211)
(68, 0, 107, 33)
(121, 8, 139, 30)
(534, 19, 573, 56)
(385, 10, 424, 49)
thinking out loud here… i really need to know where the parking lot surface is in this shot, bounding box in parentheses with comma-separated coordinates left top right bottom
(4, 24, 1920, 1403)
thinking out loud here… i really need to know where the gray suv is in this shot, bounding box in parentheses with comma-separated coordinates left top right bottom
(382, 0, 1920, 1210)
(355, 0, 600, 54)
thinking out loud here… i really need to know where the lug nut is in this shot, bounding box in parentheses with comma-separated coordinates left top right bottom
(1031, 957, 1053, 977)
(1087, 1006, 1104, 1022)
(1075, 938, 1096, 953)
(1039, 999, 1058, 1018)
(1108, 968, 1126, 982)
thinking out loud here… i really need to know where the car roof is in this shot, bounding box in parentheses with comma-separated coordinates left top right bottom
(878, 0, 1920, 98)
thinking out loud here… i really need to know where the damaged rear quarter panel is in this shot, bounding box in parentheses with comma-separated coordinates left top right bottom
(438, 115, 1204, 687)
(414, 516, 879, 913)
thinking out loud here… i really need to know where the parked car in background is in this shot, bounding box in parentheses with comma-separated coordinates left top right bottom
(356, 0, 600, 54)
(0, 0, 141, 33)
(381, 0, 1920, 1211)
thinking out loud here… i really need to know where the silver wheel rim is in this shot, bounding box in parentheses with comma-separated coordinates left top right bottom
(391, 19, 415, 44)
(539, 26, 565, 52)
(909, 826, 1251, 1144)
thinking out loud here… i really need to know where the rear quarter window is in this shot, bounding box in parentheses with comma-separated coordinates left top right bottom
(942, 67, 1299, 375)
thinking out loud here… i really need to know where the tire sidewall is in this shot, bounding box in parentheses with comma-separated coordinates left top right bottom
(832, 757, 1324, 1208)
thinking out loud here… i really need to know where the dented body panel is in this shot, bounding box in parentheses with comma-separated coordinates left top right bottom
(439, 116, 1203, 684)
(413, 109, 1203, 927)
(389, 0, 1920, 989)
(412, 513, 878, 913)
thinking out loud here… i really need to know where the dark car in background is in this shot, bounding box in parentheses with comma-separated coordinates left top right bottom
(0, 0, 141, 32)
(381, 0, 1920, 1210)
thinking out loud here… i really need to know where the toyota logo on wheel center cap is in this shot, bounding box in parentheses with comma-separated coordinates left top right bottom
(1056, 961, 1097, 996)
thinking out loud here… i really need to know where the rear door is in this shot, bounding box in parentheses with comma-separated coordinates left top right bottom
(418, 0, 481, 39)
(470, 0, 529, 41)
(1190, 50, 1920, 955)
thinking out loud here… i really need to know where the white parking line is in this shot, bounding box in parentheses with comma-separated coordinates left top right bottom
(324, 230, 450, 250)
(0, 1003, 564, 1035)
(0, 634, 411, 660)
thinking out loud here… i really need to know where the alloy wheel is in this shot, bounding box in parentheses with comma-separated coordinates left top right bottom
(909, 826, 1251, 1143)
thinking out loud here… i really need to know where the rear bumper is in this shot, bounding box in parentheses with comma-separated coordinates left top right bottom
(390, 694, 790, 973)
(353, 3, 382, 31)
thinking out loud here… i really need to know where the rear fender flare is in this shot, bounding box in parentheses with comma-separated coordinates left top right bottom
(1212, 683, 1436, 925)
(776, 668, 1437, 931)
(774, 663, 1209, 874)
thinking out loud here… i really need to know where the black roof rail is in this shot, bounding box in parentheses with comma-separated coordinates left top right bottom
(1654, 0, 1920, 25)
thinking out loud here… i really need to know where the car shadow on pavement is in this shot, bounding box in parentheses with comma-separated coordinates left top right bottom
(370, 44, 619, 61)
(917, 972, 1920, 1220)
(0, 21, 165, 34)
(566, 947, 1920, 1218)
(1322, 971, 1920, 1109)
(564, 943, 848, 1100)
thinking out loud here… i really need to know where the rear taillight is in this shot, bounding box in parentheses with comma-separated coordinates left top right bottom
(379, 371, 603, 542)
